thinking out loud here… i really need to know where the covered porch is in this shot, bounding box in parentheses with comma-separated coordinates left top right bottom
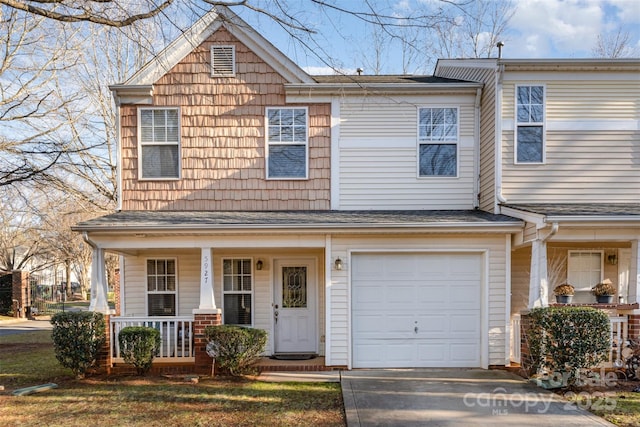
(502, 203, 640, 368)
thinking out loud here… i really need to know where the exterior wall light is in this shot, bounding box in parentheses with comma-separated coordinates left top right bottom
(334, 258, 343, 271)
(256, 259, 263, 270)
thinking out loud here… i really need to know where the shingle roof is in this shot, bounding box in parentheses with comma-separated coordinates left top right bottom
(311, 75, 472, 84)
(502, 203, 640, 217)
(74, 210, 520, 232)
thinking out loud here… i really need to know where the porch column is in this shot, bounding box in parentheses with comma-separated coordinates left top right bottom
(528, 239, 549, 308)
(193, 247, 221, 374)
(629, 240, 640, 305)
(89, 247, 111, 313)
(197, 247, 216, 310)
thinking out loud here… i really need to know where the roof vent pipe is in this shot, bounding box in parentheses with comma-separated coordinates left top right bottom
(496, 41, 504, 59)
(356, 67, 363, 75)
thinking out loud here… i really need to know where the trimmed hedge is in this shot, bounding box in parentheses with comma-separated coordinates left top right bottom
(524, 306, 611, 387)
(118, 326, 161, 375)
(50, 311, 105, 379)
(204, 325, 267, 376)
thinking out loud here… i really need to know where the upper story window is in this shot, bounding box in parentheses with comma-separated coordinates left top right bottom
(147, 259, 177, 316)
(515, 85, 545, 164)
(418, 107, 458, 177)
(211, 45, 235, 76)
(266, 107, 308, 179)
(139, 108, 180, 179)
(222, 258, 253, 326)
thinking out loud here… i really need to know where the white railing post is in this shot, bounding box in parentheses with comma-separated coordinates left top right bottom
(510, 314, 521, 364)
(608, 316, 629, 367)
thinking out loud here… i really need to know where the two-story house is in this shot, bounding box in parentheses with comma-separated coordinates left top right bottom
(74, 7, 640, 373)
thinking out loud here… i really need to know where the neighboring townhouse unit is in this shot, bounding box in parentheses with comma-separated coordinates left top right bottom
(74, 7, 640, 373)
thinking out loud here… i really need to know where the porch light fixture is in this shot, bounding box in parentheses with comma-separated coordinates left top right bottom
(256, 259, 263, 270)
(607, 253, 618, 265)
(334, 257, 343, 271)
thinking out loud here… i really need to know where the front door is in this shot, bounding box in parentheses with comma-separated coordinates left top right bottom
(273, 259, 317, 354)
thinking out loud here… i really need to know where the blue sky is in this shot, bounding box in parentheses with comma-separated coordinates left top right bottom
(233, 0, 640, 75)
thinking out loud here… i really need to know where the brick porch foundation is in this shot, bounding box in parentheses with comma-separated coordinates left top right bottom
(193, 310, 222, 375)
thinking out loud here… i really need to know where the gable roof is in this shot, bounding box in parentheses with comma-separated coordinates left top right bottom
(117, 6, 314, 89)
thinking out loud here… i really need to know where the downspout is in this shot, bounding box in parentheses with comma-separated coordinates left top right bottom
(495, 62, 507, 210)
(541, 222, 559, 243)
(473, 87, 482, 209)
(112, 90, 123, 212)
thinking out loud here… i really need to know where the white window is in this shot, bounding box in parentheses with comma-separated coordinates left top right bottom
(568, 251, 603, 302)
(418, 107, 458, 177)
(515, 85, 544, 164)
(139, 108, 180, 179)
(266, 107, 308, 179)
(222, 258, 253, 325)
(211, 45, 235, 76)
(146, 259, 177, 316)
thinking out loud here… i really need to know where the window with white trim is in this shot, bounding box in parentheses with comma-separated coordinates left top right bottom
(515, 85, 544, 163)
(567, 251, 603, 302)
(146, 259, 177, 316)
(211, 45, 235, 76)
(266, 107, 308, 179)
(222, 258, 253, 325)
(139, 108, 180, 179)
(418, 107, 458, 177)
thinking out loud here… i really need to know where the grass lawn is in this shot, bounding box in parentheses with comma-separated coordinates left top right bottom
(588, 388, 640, 427)
(0, 331, 345, 427)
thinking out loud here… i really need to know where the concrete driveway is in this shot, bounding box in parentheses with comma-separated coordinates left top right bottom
(341, 369, 614, 426)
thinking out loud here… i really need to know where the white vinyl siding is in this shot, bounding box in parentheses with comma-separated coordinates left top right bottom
(501, 76, 640, 203)
(328, 234, 509, 368)
(123, 250, 199, 317)
(211, 45, 235, 76)
(338, 96, 476, 210)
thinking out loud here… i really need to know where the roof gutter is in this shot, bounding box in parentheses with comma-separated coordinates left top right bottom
(73, 221, 523, 234)
(285, 82, 482, 96)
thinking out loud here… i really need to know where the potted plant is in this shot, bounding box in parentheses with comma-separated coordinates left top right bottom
(591, 279, 616, 304)
(553, 283, 575, 304)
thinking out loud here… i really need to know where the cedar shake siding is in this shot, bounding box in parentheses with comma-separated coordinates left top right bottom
(120, 27, 331, 211)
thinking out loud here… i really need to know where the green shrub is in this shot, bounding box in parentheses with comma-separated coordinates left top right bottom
(50, 311, 105, 378)
(524, 307, 611, 387)
(118, 326, 161, 375)
(204, 325, 267, 376)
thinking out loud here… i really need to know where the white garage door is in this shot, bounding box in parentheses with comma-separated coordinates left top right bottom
(352, 253, 482, 368)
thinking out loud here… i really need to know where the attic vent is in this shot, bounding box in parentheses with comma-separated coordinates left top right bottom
(211, 45, 235, 76)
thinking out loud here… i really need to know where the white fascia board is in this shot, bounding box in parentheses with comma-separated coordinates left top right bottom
(75, 222, 523, 235)
(222, 19, 313, 84)
(284, 82, 482, 97)
(545, 216, 640, 224)
(124, 12, 222, 86)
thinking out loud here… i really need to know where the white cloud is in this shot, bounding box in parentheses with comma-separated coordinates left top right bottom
(507, 0, 606, 57)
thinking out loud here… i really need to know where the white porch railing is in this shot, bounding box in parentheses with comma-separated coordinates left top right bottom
(510, 314, 521, 364)
(110, 317, 195, 364)
(608, 316, 629, 368)
(510, 314, 628, 368)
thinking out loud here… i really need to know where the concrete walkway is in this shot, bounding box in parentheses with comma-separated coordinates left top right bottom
(341, 369, 614, 427)
(0, 318, 53, 336)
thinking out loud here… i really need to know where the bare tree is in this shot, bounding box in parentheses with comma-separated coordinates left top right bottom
(592, 28, 639, 58)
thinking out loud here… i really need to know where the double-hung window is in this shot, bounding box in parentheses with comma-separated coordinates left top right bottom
(139, 108, 180, 179)
(418, 107, 458, 177)
(147, 259, 177, 316)
(515, 85, 545, 163)
(222, 258, 253, 325)
(567, 251, 603, 303)
(266, 107, 308, 179)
